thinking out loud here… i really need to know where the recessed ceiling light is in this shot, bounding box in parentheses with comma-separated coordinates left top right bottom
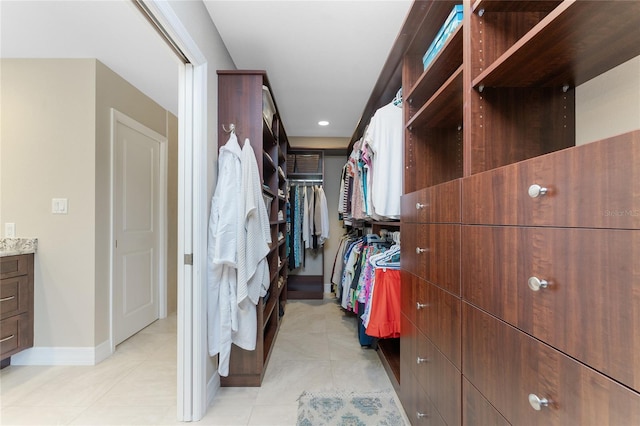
(318, 120, 329, 126)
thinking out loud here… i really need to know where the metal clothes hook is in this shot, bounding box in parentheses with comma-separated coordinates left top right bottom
(222, 123, 236, 134)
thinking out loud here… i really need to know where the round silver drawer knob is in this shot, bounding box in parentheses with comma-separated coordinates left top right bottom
(416, 247, 427, 254)
(416, 202, 427, 210)
(528, 184, 548, 198)
(528, 277, 549, 291)
(416, 302, 428, 310)
(528, 393, 549, 411)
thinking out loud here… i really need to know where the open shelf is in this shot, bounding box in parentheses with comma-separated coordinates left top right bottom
(407, 66, 463, 130)
(405, 24, 463, 106)
(472, 0, 561, 13)
(473, 1, 640, 88)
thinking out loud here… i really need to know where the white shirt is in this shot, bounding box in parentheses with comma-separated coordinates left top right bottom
(364, 102, 403, 219)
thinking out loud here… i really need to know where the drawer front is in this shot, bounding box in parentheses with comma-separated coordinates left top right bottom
(462, 225, 640, 392)
(402, 189, 426, 223)
(401, 271, 416, 324)
(415, 277, 461, 368)
(402, 180, 461, 224)
(463, 303, 640, 425)
(401, 223, 426, 279)
(1, 312, 32, 359)
(0, 254, 32, 280)
(415, 328, 462, 426)
(463, 130, 640, 228)
(463, 377, 510, 426)
(401, 313, 417, 378)
(1, 275, 31, 320)
(400, 361, 447, 426)
(402, 224, 460, 295)
(421, 224, 461, 295)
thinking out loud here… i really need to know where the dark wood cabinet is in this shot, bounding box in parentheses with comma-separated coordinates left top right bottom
(217, 70, 289, 386)
(1, 254, 34, 364)
(353, 0, 640, 424)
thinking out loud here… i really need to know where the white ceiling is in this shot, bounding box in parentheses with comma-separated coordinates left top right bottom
(0, 0, 182, 116)
(1, 0, 411, 139)
(204, 1, 412, 138)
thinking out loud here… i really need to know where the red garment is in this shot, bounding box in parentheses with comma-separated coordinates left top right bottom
(365, 269, 401, 338)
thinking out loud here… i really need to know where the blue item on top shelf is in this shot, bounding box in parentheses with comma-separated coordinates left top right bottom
(422, 4, 463, 71)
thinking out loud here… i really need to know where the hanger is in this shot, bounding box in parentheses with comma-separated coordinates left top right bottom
(369, 245, 400, 269)
(392, 87, 402, 107)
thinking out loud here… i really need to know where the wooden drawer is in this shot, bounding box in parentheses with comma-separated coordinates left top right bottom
(1, 275, 31, 320)
(401, 223, 426, 279)
(402, 224, 460, 295)
(0, 254, 31, 280)
(463, 377, 510, 426)
(401, 313, 417, 378)
(401, 271, 416, 323)
(0, 312, 32, 359)
(401, 179, 461, 224)
(463, 303, 640, 425)
(462, 225, 640, 392)
(401, 358, 447, 426)
(402, 188, 428, 224)
(415, 277, 461, 368)
(462, 130, 640, 228)
(415, 328, 462, 426)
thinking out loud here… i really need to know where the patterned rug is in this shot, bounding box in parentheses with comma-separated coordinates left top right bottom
(296, 390, 407, 426)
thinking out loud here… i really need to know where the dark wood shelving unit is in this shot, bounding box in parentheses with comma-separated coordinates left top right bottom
(217, 70, 290, 387)
(353, 1, 640, 424)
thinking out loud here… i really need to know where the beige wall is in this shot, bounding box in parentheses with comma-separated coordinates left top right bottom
(0, 58, 178, 350)
(1, 59, 97, 346)
(95, 60, 177, 344)
(322, 155, 348, 289)
(576, 55, 640, 145)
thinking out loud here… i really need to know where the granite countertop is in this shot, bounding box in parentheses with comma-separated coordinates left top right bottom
(0, 238, 38, 257)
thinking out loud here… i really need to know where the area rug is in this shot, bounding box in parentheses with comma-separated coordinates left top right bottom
(296, 390, 407, 426)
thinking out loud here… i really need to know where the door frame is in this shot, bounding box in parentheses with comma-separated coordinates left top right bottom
(141, 1, 210, 421)
(109, 108, 168, 350)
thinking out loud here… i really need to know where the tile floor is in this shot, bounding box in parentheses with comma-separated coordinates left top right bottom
(1, 298, 408, 425)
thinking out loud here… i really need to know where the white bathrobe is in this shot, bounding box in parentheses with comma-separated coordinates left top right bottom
(207, 133, 242, 376)
(233, 139, 271, 350)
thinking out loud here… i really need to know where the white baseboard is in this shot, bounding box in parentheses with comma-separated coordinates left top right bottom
(94, 339, 113, 364)
(10, 340, 113, 366)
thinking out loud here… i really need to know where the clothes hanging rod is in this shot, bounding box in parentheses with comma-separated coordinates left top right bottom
(289, 178, 323, 184)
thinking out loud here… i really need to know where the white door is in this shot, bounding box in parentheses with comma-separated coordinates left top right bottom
(113, 111, 166, 345)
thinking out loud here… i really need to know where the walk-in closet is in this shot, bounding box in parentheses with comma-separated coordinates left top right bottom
(2, 1, 639, 425)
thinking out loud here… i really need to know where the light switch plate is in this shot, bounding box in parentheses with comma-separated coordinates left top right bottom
(52, 198, 68, 214)
(5, 222, 15, 237)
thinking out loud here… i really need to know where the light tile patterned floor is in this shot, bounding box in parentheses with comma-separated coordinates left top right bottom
(1, 298, 407, 425)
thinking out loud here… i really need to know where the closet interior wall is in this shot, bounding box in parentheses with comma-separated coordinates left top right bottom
(352, 1, 640, 424)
